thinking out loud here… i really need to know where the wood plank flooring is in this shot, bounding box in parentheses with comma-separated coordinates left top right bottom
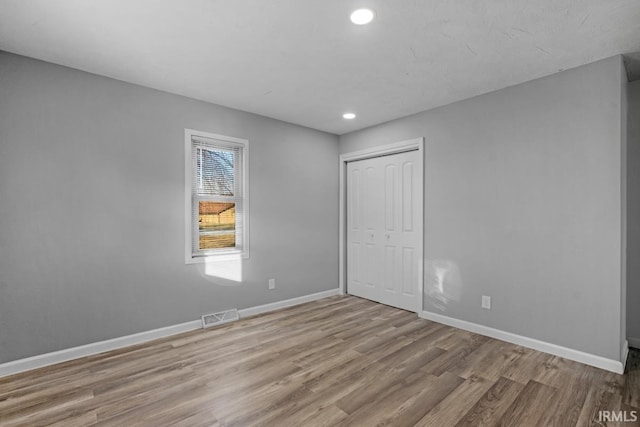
(0, 295, 638, 426)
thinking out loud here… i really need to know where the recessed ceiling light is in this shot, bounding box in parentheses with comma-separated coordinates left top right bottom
(350, 8, 375, 25)
(343, 113, 356, 119)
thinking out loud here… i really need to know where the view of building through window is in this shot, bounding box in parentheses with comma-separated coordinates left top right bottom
(196, 147, 237, 250)
(198, 201, 235, 249)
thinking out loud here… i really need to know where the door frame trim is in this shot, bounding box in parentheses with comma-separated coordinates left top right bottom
(339, 137, 425, 313)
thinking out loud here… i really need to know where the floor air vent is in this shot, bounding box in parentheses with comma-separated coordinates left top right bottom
(201, 309, 239, 328)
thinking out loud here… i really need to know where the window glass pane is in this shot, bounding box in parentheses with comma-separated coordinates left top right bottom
(198, 201, 236, 249)
(196, 147, 234, 196)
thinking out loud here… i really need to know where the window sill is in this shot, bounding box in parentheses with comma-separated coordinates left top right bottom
(185, 251, 249, 264)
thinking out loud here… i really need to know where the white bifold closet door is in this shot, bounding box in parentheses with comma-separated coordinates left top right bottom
(346, 149, 422, 312)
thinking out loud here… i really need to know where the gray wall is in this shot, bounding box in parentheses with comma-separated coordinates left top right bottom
(340, 56, 626, 361)
(628, 80, 640, 347)
(0, 51, 339, 363)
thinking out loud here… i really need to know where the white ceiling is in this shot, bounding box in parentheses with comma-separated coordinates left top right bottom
(1, 0, 639, 135)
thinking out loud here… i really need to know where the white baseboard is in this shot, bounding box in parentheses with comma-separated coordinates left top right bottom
(238, 288, 341, 318)
(0, 288, 341, 379)
(628, 337, 640, 349)
(622, 340, 629, 372)
(419, 310, 627, 374)
(0, 320, 202, 379)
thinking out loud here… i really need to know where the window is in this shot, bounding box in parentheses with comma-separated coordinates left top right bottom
(185, 129, 249, 263)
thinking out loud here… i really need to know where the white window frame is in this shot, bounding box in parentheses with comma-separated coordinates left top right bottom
(185, 128, 249, 264)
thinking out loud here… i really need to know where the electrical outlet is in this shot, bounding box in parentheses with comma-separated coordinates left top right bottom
(481, 295, 491, 310)
(268, 278, 276, 290)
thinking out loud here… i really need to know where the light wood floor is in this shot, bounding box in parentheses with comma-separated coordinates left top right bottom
(1, 295, 638, 426)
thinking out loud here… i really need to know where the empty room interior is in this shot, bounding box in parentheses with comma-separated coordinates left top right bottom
(1, 1, 640, 426)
